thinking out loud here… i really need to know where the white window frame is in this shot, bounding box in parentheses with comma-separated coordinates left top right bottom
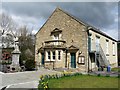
(58, 50, 61, 60)
(78, 56, 85, 64)
(47, 51, 51, 60)
(54, 34, 59, 40)
(96, 36, 100, 52)
(106, 40, 109, 55)
(52, 51, 56, 61)
(54, 34, 59, 45)
(112, 42, 115, 56)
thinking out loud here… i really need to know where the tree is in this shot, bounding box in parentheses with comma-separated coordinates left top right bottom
(18, 25, 35, 66)
(0, 12, 17, 48)
(0, 13, 17, 68)
(0, 13, 35, 69)
(0, 12, 17, 33)
(25, 59, 35, 71)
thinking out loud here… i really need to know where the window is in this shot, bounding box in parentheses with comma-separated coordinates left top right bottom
(48, 51, 50, 59)
(96, 36, 100, 52)
(52, 51, 55, 60)
(58, 51, 61, 60)
(106, 40, 109, 55)
(88, 33, 92, 52)
(78, 56, 85, 64)
(112, 42, 115, 55)
(54, 34, 59, 45)
(54, 35, 59, 40)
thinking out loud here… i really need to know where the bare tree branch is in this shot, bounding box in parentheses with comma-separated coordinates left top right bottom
(0, 12, 17, 48)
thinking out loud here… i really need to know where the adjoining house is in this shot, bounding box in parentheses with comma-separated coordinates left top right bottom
(35, 8, 118, 72)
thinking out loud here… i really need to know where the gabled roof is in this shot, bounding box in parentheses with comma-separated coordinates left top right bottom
(56, 8, 117, 42)
(36, 7, 117, 42)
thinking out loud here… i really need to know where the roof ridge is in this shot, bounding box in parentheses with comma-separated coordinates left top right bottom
(36, 7, 117, 41)
(56, 7, 117, 41)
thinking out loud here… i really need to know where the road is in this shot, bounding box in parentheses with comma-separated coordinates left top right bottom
(0, 68, 60, 89)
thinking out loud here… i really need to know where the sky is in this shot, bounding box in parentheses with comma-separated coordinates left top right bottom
(0, 1, 119, 40)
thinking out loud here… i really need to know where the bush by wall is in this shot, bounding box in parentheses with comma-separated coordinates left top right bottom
(25, 59, 35, 71)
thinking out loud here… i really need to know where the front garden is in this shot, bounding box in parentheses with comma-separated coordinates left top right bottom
(38, 72, 119, 89)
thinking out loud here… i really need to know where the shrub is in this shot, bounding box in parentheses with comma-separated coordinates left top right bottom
(97, 74, 101, 77)
(74, 72, 80, 76)
(117, 75, 120, 78)
(106, 74, 110, 77)
(25, 59, 35, 71)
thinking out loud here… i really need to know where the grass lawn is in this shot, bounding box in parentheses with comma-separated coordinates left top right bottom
(48, 75, 118, 88)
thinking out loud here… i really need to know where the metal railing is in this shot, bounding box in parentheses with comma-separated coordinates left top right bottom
(89, 42, 110, 67)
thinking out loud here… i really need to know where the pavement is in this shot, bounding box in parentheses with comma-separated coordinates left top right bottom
(89, 71, 119, 77)
(0, 68, 60, 90)
(5, 81, 39, 89)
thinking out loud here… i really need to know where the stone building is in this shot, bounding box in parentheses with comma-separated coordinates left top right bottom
(35, 8, 118, 72)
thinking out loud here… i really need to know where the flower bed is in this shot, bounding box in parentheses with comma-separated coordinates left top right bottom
(38, 72, 119, 89)
(38, 72, 81, 89)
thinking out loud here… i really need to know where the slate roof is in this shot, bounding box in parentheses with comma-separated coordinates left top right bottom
(57, 8, 117, 42)
(36, 7, 117, 42)
(118, 40, 120, 43)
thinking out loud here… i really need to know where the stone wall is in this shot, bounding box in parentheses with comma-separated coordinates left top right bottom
(35, 8, 88, 71)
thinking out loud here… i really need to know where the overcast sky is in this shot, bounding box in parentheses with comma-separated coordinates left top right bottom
(1, 2, 119, 40)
